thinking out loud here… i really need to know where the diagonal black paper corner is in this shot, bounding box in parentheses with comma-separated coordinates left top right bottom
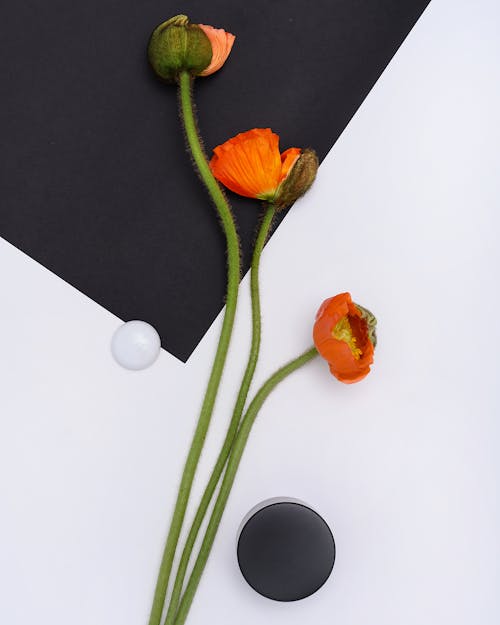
(0, 0, 430, 361)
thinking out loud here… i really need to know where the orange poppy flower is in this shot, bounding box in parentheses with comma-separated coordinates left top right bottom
(198, 24, 235, 76)
(209, 128, 302, 201)
(313, 293, 377, 384)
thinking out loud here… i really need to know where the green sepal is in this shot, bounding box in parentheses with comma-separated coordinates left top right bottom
(356, 304, 378, 348)
(274, 148, 319, 210)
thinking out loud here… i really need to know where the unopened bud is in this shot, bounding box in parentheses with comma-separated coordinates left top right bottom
(274, 148, 319, 210)
(148, 15, 212, 82)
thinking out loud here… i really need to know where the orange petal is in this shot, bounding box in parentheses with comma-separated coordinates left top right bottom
(279, 147, 301, 182)
(198, 24, 235, 76)
(329, 362, 371, 384)
(313, 293, 352, 351)
(210, 128, 283, 198)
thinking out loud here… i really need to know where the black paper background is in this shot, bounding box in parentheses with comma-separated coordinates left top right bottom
(0, 0, 429, 361)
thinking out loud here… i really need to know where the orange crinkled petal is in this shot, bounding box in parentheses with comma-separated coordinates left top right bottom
(210, 128, 283, 198)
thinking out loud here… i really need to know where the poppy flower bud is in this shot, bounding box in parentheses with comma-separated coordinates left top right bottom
(274, 148, 319, 210)
(148, 15, 213, 82)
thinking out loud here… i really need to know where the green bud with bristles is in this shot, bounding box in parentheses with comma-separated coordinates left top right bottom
(148, 15, 213, 83)
(274, 148, 319, 210)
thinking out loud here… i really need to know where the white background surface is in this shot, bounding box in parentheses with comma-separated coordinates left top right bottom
(1, 0, 499, 623)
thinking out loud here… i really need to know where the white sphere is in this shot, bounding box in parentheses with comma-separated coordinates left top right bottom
(111, 320, 161, 370)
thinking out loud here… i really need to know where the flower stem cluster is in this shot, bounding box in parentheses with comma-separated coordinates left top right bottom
(146, 14, 377, 625)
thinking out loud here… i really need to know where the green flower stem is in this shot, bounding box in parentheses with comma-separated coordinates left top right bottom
(163, 204, 276, 625)
(147, 71, 241, 625)
(173, 347, 319, 625)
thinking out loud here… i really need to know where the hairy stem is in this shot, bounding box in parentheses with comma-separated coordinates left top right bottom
(164, 204, 275, 625)
(147, 71, 241, 625)
(173, 347, 319, 625)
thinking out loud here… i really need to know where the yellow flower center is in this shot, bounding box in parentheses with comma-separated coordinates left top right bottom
(332, 316, 362, 360)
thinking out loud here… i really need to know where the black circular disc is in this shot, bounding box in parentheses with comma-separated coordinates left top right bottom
(237, 501, 335, 602)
